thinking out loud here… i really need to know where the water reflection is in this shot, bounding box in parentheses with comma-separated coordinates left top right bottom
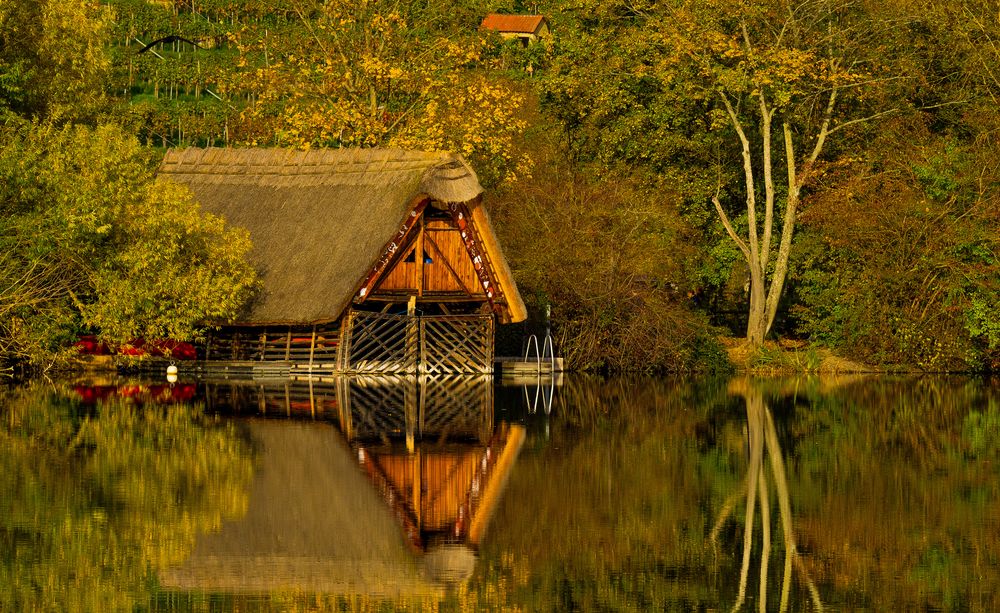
(470, 375, 1000, 612)
(717, 379, 822, 612)
(8, 374, 1000, 610)
(161, 375, 524, 599)
(0, 381, 253, 612)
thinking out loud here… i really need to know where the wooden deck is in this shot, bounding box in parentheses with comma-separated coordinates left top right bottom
(494, 356, 564, 385)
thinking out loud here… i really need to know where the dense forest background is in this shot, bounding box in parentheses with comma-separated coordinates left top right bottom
(1, 0, 999, 372)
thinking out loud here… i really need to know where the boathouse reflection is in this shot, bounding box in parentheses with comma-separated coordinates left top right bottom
(159, 375, 524, 597)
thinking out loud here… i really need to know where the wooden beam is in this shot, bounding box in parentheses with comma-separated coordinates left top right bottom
(468, 425, 526, 545)
(356, 197, 429, 303)
(308, 325, 316, 371)
(416, 215, 425, 297)
(308, 376, 316, 418)
(336, 315, 348, 372)
(449, 203, 502, 315)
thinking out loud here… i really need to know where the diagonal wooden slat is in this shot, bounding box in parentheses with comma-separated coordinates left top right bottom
(420, 315, 493, 374)
(348, 311, 418, 373)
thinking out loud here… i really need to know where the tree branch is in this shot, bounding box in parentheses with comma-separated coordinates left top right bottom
(712, 194, 752, 262)
(759, 92, 775, 274)
(825, 107, 898, 138)
(720, 92, 761, 265)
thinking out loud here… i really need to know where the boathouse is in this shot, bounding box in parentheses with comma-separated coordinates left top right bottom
(158, 147, 527, 374)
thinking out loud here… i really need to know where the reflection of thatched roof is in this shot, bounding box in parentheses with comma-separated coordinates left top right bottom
(159, 147, 523, 324)
(159, 420, 444, 597)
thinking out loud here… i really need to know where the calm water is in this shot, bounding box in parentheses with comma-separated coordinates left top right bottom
(3, 375, 1000, 611)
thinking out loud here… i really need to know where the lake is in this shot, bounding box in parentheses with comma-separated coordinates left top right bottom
(2, 374, 999, 611)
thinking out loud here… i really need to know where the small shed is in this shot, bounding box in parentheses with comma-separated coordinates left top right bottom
(158, 147, 527, 374)
(480, 14, 550, 45)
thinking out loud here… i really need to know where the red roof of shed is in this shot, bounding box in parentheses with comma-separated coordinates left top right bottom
(480, 14, 547, 34)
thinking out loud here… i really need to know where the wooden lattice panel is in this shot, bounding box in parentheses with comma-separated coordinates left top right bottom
(342, 375, 493, 443)
(419, 315, 494, 374)
(345, 311, 419, 373)
(421, 375, 494, 442)
(347, 375, 413, 441)
(203, 322, 341, 365)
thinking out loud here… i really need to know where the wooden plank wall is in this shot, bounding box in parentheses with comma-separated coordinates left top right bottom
(375, 219, 486, 296)
(204, 321, 342, 365)
(423, 221, 484, 294)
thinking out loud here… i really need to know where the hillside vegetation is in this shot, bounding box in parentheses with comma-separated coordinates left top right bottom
(0, 0, 998, 372)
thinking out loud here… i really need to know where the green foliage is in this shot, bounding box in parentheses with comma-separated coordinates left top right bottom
(102, 0, 532, 187)
(0, 382, 254, 611)
(490, 145, 723, 372)
(0, 0, 112, 121)
(0, 120, 258, 366)
(791, 124, 1000, 370)
(749, 344, 785, 370)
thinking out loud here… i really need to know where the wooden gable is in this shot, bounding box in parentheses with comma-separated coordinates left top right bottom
(371, 205, 487, 300)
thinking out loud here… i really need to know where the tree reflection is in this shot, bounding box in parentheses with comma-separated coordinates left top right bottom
(715, 379, 822, 612)
(0, 382, 253, 611)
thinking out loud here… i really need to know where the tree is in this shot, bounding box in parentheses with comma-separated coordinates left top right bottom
(213, 0, 529, 186)
(489, 141, 724, 372)
(542, 0, 911, 347)
(0, 0, 112, 121)
(0, 121, 258, 367)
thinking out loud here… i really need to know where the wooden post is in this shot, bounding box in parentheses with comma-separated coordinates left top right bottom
(284, 327, 291, 361)
(336, 375, 353, 440)
(308, 325, 317, 371)
(259, 330, 267, 361)
(308, 376, 316, 419)
(406, 385, 416, 454)
(339, 312, 352, 372)
(408, 296, 418, 375)
(415, 216, 425, 297)
(413, 450, 422, 527)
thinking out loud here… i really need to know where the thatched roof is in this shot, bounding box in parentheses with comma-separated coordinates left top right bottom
(159, 420, 448, 597)
(158, 147, 525, 324)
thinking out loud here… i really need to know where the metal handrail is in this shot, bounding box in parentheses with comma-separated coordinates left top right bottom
(522, 333, 556, 415)
(523, 334, 541, 377)
(542, 332, 556, 375)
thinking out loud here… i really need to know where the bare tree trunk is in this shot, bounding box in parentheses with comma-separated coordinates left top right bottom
(732, 397, 764, 611)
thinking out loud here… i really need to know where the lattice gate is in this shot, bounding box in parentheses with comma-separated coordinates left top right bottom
(343, 311, 493, 374)
(421, 375, 494, 442)
(343, 311, 419, 374)
(419, 315, 494, 374)
(340, 374, 493, 443)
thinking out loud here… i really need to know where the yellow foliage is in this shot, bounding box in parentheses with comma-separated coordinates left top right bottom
(218, 3, 526, 186)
